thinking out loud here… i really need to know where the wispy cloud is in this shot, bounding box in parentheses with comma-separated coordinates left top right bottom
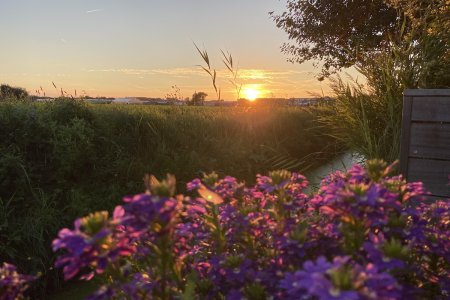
(87, 68, 206, 77)
(239, 69, 311, 80)
(86, 9, 103, 14)
(86, 68, 311, 80)
(60, 38, 68, 44)
(150, 68, 206, 77)
(84, 67, 322, 96)
(88, 69, 151, 75)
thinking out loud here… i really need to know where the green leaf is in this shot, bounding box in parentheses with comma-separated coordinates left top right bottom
(181, 273, 197, 300)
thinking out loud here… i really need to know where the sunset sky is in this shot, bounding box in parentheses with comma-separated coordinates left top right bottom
(0, 0, 359, 100)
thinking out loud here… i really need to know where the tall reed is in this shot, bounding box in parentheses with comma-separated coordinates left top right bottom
(194, 43, 221, 100)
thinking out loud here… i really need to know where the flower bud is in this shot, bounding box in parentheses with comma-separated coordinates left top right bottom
(269, 170, 291, 186)
(144, 174, 176, 197)
(328, 265, 354, 291)
(79, 211, 109, 236)
(382, 238, 409, 259)
(202, 171, 219, 187)
(244, 282, 267, 299)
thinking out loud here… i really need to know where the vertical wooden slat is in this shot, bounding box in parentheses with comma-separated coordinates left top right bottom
(400, 95, 413, 179)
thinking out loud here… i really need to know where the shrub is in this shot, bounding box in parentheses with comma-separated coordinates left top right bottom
(51, 160, 449, 299)
(0, 84, 29, 101)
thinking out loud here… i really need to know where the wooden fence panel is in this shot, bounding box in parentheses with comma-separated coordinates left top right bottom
(408, 158, 450, 197)
(409, 123, 450, 160)
(400, 89, 450, 199)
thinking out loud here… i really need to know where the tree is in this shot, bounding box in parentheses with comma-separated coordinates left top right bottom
(271, 0, 398, 79)
(385, 0, 450, 88)
(271, 0, 449, 82)
(189, 92, 207, 106)
(0, 84, 29, 100)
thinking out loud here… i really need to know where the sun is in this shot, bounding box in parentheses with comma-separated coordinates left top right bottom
(243, 88, 260, 101)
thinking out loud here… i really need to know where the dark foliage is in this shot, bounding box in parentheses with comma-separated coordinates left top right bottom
(0, 84, 29, 101)
(188, 91, 207, 106)
(271, 0, 398, 78)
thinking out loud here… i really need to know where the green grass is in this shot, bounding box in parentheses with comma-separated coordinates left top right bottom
(48, 279, 100, 300)
(0, 99, 339, 298)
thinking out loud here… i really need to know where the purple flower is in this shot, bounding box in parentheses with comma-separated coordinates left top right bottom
(52, 161, 449, 298)
(280, 256, 335, 299)
(0, 263, 35, 300)
(186, 178, 202, 191)
(362, 263, 402, 299)
(119, 273, 156, 299)
(280, 256, 400, 300)
(256, 174, 276, 193)
(364, 243, 405, 271)
(52, 211, 134, 280)
(226, 289, 244, 300)
(213, 176, 244, 200)
(118, 193, 180, 237)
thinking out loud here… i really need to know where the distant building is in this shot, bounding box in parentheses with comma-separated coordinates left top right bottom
(141, 99, 169, 105)
(111, 98, 142, 104)
(255, 98, 287, 106)
(173, 100, 187, 106)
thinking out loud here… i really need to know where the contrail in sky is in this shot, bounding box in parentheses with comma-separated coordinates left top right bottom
(86, 9, 103, 13)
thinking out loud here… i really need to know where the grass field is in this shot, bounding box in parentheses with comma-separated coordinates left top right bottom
(0, 99, 340, 297)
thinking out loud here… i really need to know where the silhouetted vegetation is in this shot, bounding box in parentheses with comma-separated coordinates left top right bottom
(0, 84, 29, 101)
(194, 43, 221, 100)
(271, 0, 398, 78)
(271, 0, 449, 83)
(188, 91, 207, 106)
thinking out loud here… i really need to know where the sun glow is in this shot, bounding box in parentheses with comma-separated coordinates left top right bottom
(243, 87, 260, 101)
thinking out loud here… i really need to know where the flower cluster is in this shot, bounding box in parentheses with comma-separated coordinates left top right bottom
(0, 263, 35, 300)
(280, 256, 400, 300)
(51, 160, 449, 299)
(52, 210, 134, 281)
